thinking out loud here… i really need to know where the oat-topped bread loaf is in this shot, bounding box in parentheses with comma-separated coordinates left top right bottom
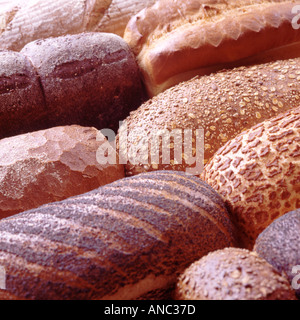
(124, 0, 300, 96)
(0, 125, 124, 219)
(201, 107, 300, 249)
(254, 209, 300, 298)
(0, 171, 236, 300)
(0, 0, 157, 51)
(0, 32, 145, 139)
(176, 247, 297, 300)
(117, 58, 300, 177)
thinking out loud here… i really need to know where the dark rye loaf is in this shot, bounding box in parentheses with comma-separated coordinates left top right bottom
(0, 32, 145, 139)
(0, 171, 236, 300)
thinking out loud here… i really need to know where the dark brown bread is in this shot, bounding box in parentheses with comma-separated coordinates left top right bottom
(0, 171, 236, 300)
(124, 0, 300, 96)
(0, 125, 124, 219)
(0, 32, 145, 139)
(117, 58, 300, 177)
(176, 247, 297, 300)
(0, 50, 48, 138)
(254, 209, 300, 298)
(201, 107, 300, 249)
(20, 32, 145, 133)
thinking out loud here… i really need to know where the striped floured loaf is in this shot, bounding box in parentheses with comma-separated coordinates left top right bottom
(0, 170, 236, 300)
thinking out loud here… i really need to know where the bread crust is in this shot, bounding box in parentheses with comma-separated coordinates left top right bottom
(117, 57, 300, 177)
(0, 125, 125, 219)
(201, 107, 300, 248)
(124, 0, 300, 96)
(0, 0, 156, 51)
(0, 171, 236, 300)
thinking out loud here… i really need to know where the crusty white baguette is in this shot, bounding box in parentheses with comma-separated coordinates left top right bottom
(124, 0, 300, 96)
(0, 0, 156, 52)
(0, 32, 145, 139)
(0, 125, 125, 220)
(201, 107, 300, 249)
(117, 57, 300, 177)
(0, 171, 236, 300)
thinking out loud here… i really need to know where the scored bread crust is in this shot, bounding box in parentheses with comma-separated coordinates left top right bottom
(201, 107, 300, 249)
(0, 171, 236, 300)
(124, 0, 300, 96)
(0, 125, 125, 219)
(0, 0, 157, 51)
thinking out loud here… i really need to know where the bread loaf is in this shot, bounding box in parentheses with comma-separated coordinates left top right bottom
(0, 125, 124, 219)
(201, 107, 300, 249)
(0, 32, 145, 139)
(117, 58, 300, 177)
(0, 50, 48, 138)
(124, 0, 300, 96)
(176, 247, 297, 300)
(0, 170, 236, 300)
(0, 0, 156, 52)
(254, 209, 300, 298)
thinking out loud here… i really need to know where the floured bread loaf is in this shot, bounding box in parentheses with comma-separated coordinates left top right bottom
(0, 0, 156, 51)
(0, 171, 236, 300)
(0, 125, 124, 219)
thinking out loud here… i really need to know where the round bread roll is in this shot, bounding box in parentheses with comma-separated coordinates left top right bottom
(176, 247, 297, 300)
(117, 58, 300, 177)
(254, 209, 300, 298)
(0, 171, 236, 300)
(0, 125, 124, 219)
(201, 107, 300, 249)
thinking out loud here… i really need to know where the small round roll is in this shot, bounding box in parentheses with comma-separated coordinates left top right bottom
(176, 247, 297, 300)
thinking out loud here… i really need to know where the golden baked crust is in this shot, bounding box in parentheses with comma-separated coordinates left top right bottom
(124, 0, 300, 96)
(201, 107, 300, 248)
(117, 57, 300, 177)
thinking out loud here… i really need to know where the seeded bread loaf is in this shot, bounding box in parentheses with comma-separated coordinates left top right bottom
(124, 0, 300, 96)
(117, 58, 300, 177)
(0, 32, 145, 139)
(176, 247, 297, 300)
(254, 209, 300, 298)
(0, 171, 236, 300)
(0, 125, 124, 219)
(0, 0, 157, 51)
(201, 107, 300, 249)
